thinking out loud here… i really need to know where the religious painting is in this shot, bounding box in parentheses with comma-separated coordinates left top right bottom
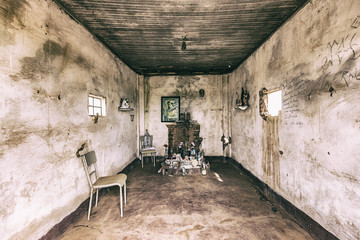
(161, 96, 180, 122)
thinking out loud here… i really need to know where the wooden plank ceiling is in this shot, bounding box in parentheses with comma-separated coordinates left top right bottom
(54, 0, 309, 76)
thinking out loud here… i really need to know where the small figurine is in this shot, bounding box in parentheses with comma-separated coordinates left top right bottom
(163, 144, 168, 159)
(190, 142, 196, 156)
(221, 135, 232, 150)
(120, 98, 130, 108)
(178, 142, 185, 158)
(241, 87, 250, 107)
(191, 158, 198, 167)
(201, 162, 207, 175)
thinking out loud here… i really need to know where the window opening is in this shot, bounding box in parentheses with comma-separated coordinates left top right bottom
(88, 95, 106, 116)
(268, 90, 282, 116)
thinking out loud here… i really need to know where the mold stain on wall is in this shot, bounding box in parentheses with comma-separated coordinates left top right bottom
(268, 39, 283, 71)
(10, 39, 93, 83)
(0, 180, 16, 217)
(0, 0, 139, 239)
(0, 0, 28, 30)
(262, 117, 280, 190)
(144, 76, 150, 113)
(172, 76, 203, 111)
(173, 76, 200, 96)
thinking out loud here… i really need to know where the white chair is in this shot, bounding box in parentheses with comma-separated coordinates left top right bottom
(82, 151, 127, 220)
(139, 130, 157, 167)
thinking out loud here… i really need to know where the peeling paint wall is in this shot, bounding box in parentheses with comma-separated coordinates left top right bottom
(229, 0, 360, 239)
(145, 75, 226, 156)
(0, 0, 138, 239)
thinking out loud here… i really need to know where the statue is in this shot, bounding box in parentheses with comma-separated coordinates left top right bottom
(119, 98, 130, 108)
(221, 135, 232, 151)
(241, 87, 250, 107)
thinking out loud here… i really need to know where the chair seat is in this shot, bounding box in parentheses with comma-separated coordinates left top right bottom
(93, 173, 127, 188)
(140, 147, 157, 153)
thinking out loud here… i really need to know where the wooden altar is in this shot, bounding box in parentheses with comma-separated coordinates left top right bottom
(166, 120, 201, 156)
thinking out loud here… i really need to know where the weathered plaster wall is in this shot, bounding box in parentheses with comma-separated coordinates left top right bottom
(0, 0, 138, 239)
(145, 75, 227, 156)
(229, 0, 360, 239)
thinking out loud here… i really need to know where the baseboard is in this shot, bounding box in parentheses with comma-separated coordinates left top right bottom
(225, 157, 339, 240)
(205, 156, 229, 162)
(39, 158, 139, 240)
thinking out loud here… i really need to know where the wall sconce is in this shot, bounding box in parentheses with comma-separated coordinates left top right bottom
(130, 114, 134, 122)
(329, 87, 336, 97)
(199, 89, 205, 99)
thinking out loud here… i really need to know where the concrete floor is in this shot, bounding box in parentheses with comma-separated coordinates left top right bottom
(59, 159, 314, 240)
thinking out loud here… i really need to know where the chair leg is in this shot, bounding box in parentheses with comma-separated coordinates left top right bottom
(124, 182, 127, 205)
(95, 189, 99, 207)
(119, 185, 123, 217)
(88, 188, 93, 220)
(153, 154, 155, 167)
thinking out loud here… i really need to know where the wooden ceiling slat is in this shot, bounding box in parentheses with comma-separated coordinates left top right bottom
(55, 0, 309, 75)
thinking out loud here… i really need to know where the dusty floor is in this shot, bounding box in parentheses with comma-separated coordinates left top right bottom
(59, 159, 314, 240)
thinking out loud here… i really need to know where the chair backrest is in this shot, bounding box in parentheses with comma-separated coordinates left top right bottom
(82, 151, 99, 188)
(140, 135, 153, 149)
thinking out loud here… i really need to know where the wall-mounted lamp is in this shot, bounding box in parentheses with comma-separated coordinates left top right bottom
(130, 114, 134, 122)
(199, 89, 205, 99)
(329, 87, 336, 97)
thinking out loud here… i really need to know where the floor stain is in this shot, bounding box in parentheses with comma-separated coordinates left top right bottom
(220, 218, 234, 224)
(59, 160, 314, 240)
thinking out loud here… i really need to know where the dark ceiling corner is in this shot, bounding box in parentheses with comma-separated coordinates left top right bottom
(52, 0, 142, 75)
(232, 0, 311, 71)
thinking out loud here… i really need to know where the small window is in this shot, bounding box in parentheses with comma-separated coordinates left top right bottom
(268, 90, 282, 116)
(88, 95, 106, 116)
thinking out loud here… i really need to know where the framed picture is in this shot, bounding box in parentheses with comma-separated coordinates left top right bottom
(161, 96, 180, 122)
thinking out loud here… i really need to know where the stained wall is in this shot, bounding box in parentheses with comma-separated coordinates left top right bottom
(0, 0, 138, 239)
(144, 75, 228, 156)
(229, 0, 360, 239)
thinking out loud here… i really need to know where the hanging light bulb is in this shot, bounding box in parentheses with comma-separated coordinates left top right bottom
(181, 36, 187, 50)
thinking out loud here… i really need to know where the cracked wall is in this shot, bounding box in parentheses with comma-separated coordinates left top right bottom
(0, 0, 138, 239)
(229, 0, 360, 239)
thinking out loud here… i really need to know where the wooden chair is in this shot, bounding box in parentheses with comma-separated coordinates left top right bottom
(139, 130, 157, 167)
(82, 151, 127, 220)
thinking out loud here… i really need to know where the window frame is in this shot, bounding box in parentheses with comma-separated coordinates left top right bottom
(88, 94, 106, 117)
